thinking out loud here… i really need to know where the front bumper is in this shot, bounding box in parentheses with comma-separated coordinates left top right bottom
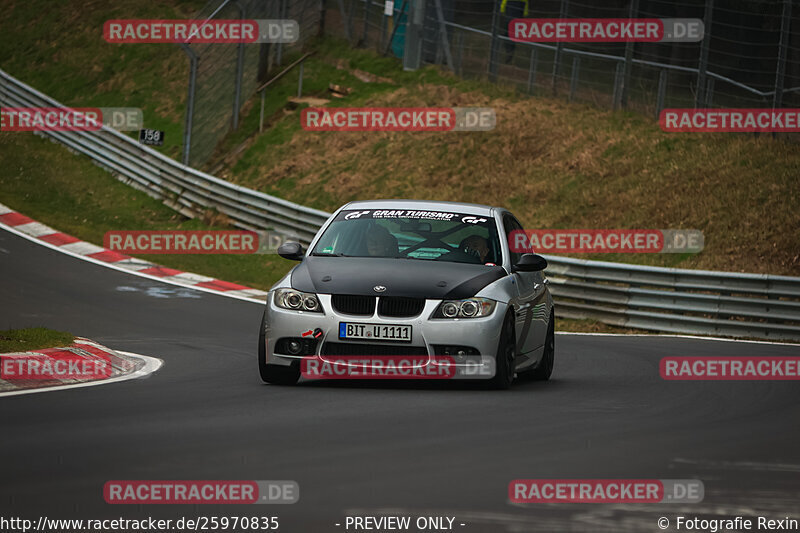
(262, 294, 506, 378)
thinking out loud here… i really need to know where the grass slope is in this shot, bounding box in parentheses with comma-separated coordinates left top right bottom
(0, 0, 201, 160)
(221, 42, 800, 275)
(0, 132, 289, 289)
(0, 327, 74, 353)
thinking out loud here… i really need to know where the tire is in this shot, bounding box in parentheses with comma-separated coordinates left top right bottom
(529, 311, 555, 381)
(488, 313, 516, 390)
(258, 311, 300, 386)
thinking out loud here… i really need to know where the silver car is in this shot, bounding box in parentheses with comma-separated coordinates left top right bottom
(258, 200, 554, 389)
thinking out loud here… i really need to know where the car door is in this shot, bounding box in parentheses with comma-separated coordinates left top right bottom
(503, 214, 548, 355)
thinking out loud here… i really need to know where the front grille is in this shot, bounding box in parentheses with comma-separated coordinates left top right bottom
(378, 296, 425, 318)
(332, 295, 375, 316)
(322, 342, 428, 357)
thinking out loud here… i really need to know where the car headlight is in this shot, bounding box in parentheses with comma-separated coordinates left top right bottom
(433, 298, 496, 319)
(274, 288, 323, 313)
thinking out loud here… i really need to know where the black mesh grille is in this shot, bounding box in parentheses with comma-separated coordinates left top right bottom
(378, 297, 425, 318)
(322, 342, 428, 356)
(332, 295, 375, 316)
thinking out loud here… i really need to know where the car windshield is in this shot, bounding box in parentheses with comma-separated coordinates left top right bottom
(311, 209, 502, 265)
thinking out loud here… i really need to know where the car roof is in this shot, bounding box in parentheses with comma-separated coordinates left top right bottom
(341, 199, 497, 216)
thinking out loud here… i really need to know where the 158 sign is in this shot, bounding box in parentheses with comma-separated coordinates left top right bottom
(138, 128, 164, 146)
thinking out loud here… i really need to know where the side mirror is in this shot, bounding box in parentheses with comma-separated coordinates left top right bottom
(512, 253, 547, 272)
(277, 241, 304, 261)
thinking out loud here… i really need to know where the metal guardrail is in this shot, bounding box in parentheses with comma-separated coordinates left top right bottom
(0, 69, 331, 244)
(545, 257, 800, 341)
(2, 69, 799, 341)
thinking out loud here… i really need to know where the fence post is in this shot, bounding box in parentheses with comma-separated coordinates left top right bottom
(180, 44, 198, 166)
(569, 56, 580, 101)
(612, 62, 623, 110)
(705, 77, 714, 107)
(319, 0, 327, 37)
(337, 0, 352, 41)
(298, 61, 305, 97)
(552, 0, 569, 95)
(232, 1, 246, 131)
(527, 47, 537, 94)
(488, 0, 500, 82)
(360, 0, 370, 46)
(454, 32, 464, 76)
(298, 0, 312, 42)
(620, 0, 639, 108)
(695, 0, 714, 108)
(379, 5, 387, 51)
(277, 0, 287, 65)
(403, 0, 426, 70)
(772, 0, 792, 110)
(348, 0, 356, 44)
(655, 69, 668, 119)
(433, 0, 454, 71)
(259, 89, 266, 133)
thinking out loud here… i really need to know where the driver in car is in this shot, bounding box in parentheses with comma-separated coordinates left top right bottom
(461, 235, 489, 263)
(366, 224, 398, 257)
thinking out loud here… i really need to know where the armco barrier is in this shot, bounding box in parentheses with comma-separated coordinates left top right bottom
(545, 258, 800, 341)
(2, 69, 799, 341)
(0, 69, 330, 244)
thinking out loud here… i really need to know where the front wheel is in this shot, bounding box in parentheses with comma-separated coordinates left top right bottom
(529, 311, 555, 381)
(258, 311, 300, 385)
(488, 313, 516, 390)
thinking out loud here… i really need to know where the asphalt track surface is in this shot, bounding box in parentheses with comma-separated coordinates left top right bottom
(1, 227, 799, 533)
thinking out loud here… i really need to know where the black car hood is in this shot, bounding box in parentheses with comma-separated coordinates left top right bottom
(291, 257, 507, 300)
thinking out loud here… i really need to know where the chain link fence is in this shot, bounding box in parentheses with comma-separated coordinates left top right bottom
(327, 0, 800, 116)
(179, 0, 798, 167)
(180, 0, 321, 168)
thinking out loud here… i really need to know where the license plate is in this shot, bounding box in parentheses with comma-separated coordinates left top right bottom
(339, 322, 412, 342)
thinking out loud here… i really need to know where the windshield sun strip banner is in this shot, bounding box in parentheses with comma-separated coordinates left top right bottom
(336, 209, 491, 225)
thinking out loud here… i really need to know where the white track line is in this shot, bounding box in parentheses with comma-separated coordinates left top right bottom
(3, 219, 797, 348)
(0, 351, 163, 397)
(555, 331, 800, 346)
